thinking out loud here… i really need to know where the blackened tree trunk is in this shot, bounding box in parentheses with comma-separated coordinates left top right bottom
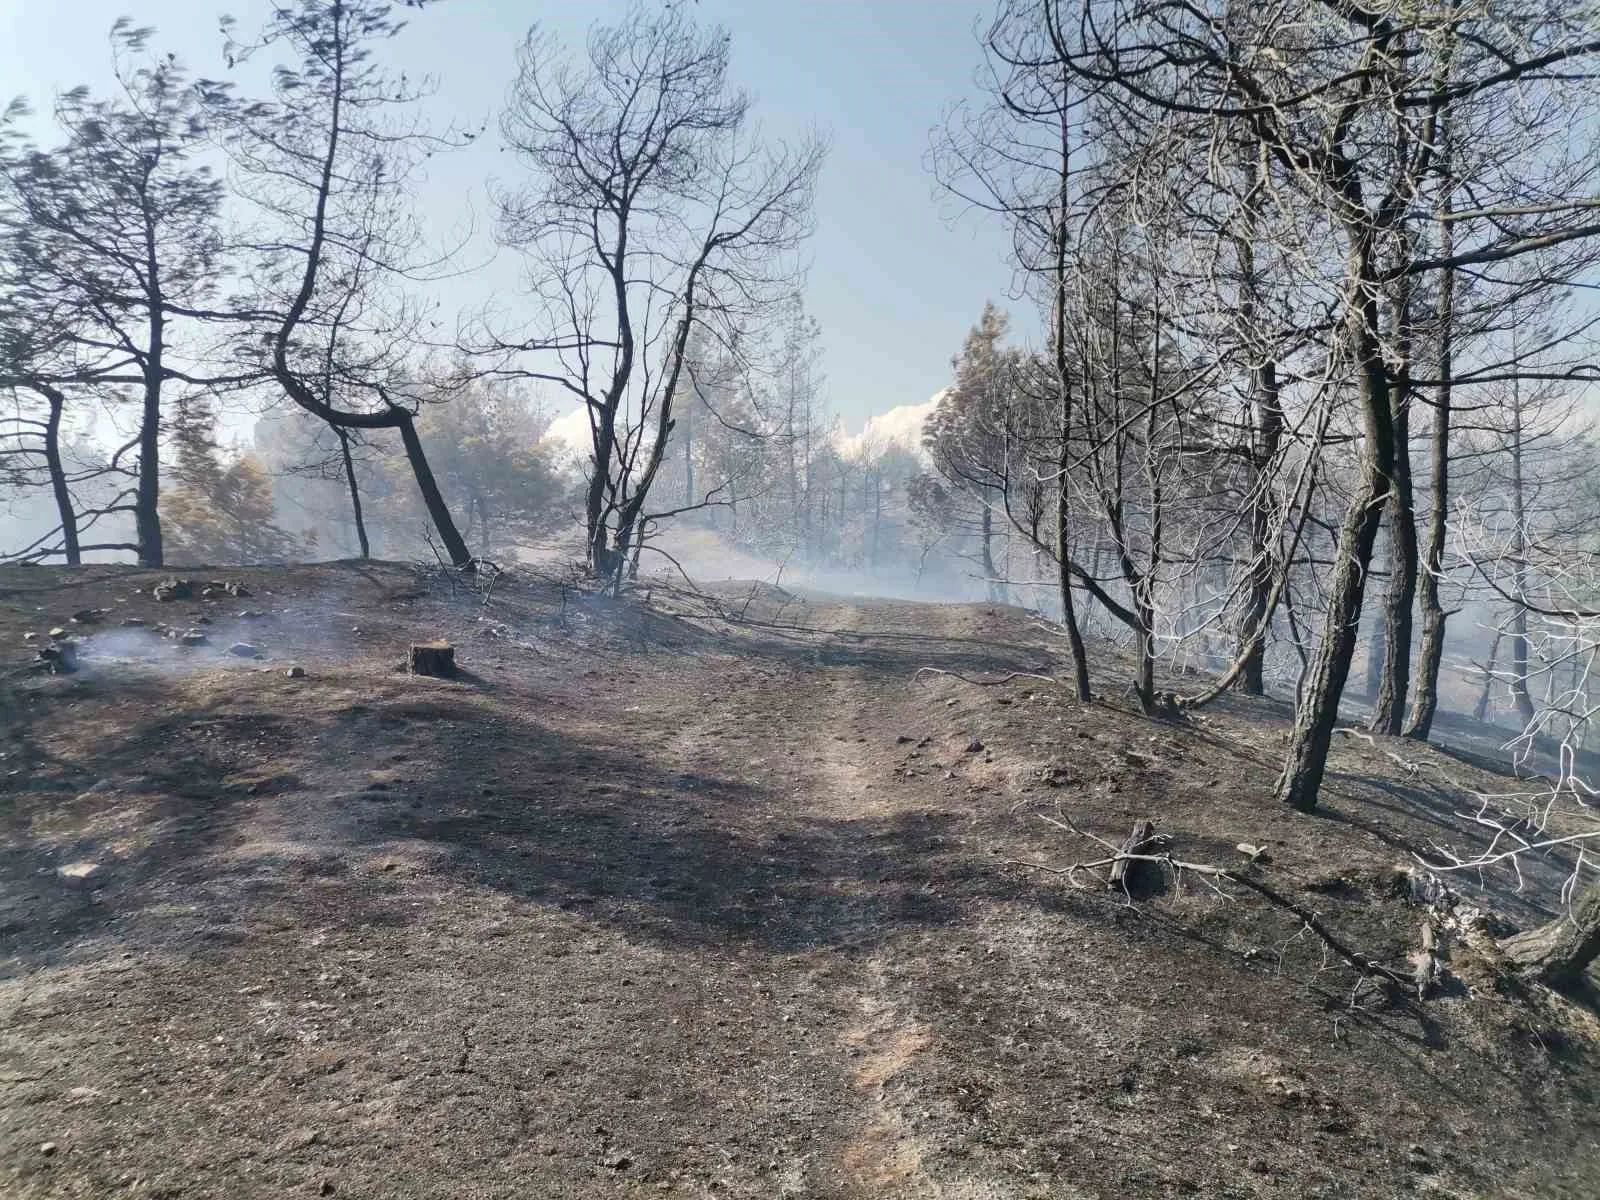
(1502, 883, 1600, 990)
(35, 383, 81, 565)
(1238, 357, 1283, 695)
(135, 304, 165, 566)
(336, 428, 370, 559)
(1372, 338, 1418, 735)
(1276, 236, 1396, 812)
(396, 413, 471, 567)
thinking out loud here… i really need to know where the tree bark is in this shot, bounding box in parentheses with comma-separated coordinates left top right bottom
(337, 428, 370, 560)
(1508, 394, 1536, 725)
(1404, 109, 1456, 741)
(1501, 882, 1600, 990)
(1372, 368, 1418, 734)
(396, 413, 472, 567)
(1275, 235, 1395, 813)
(36, 384, 81, 565)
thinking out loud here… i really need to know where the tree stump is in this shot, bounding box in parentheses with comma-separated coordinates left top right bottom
(1109, 818, 1157, 891)
(1501, 882, 1600, 990)
(409, 641, 456, 678)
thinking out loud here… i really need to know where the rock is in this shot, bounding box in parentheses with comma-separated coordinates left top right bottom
(228, 643, 261, 658)
(48, 626, 69, 640)
(317, 1180, 336, 1196)
(120, 618, 146, 628)
(965, 739, 985, 754)
(58, 861, 101, 883)
(237, 609, 266, 620)
(39, 1142, 56, 1156)
(895, 735, 914, 744)
(22, 631, 38, 642)
(152, 578, 193, 602)
(285, 666, 306, 679)
(179, 631, 208, 647)
(604, 1151, 634, 1171)
(70, 609, 102, 624)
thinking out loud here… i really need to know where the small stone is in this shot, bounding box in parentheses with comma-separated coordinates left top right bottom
(317, 1180, 335, 1196)
(228, 643, 260, 658)
(237, 609, 266, 620)
(70, 609, 101, 624)
(58, 861, 101, 883)
(48, 626, 69, 640)
(895, 735, 914, 744)
(285, 666, 306, 679)
(179, 631, 208, 647)
(22, 631, 38, 642)
(39, 1141, 57, 1156)
(1407, 1145, 1436, 1173)
(965, 739, 984, 754)
(605, 1151, 633, 1171)
(120, 618, 146, 628)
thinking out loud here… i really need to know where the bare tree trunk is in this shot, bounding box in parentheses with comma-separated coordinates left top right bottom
(1508, 394, 1536, 725)
(1501, 883, 1600, 990)
(1404, 114, 1456, 741)
(1238, 359, 1282, 696)
(336, 428, 370, 560)
(396, 413, 472, 567)
(1373, 280, 1418, 734)
(1055, 418, 1091, 701)
(981, 503, 999, 602)
(135, 312, 165, 567)
(1473, 630, 1502, 723)
(1276, 239, 1395, 812)
(35, 383, 81, 565)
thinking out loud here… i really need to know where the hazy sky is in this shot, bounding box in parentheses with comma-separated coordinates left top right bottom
(0, 0, 1024, 432)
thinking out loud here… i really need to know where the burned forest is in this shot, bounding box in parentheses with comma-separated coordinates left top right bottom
(5, 2, 1600, 1197)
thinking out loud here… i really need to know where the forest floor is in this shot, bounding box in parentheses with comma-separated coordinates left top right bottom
(2, 560, 1598, 1199)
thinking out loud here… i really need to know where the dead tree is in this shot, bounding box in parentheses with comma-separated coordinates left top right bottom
(487, 5, 823, 590)
(216, 0, 473, 567)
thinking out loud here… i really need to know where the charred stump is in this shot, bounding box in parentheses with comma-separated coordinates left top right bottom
(1109, 818, 1158, 892)
(409, 641, 456, 678)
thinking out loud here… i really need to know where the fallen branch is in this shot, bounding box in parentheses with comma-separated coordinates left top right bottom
(1026, 809, 1410, 992)
(912, 667, 1060, 688)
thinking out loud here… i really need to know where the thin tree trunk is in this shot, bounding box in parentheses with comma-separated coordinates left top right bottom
(1238, 359, 1282, 695)
(36, 384, 80, 565)
(1508, 393, 1536, 725)
(337, 428, 370, 559)
(981, 504, 999, 601)
(1372, 276, 1418, 735)
(397, 413, 472, 567)
(135, 320, 164, 567)
(1404, 81, 1456, 741)
(1276, 236, 1395, 812)
(1474, 630, 1502, 723)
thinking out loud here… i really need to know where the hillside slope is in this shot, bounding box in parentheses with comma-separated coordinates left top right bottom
(2, 562, 1597, 1198)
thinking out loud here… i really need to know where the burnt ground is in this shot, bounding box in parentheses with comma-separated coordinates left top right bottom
(1, 560, 1598, 1199)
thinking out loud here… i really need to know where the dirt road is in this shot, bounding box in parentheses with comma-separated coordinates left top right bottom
(3, 566, 1597, 1197)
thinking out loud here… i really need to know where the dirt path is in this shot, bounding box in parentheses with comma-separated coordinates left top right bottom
(4, 572, 1598, 1199)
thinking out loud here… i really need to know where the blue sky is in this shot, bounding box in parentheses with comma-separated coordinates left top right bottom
(0, 0, 1025, 432)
